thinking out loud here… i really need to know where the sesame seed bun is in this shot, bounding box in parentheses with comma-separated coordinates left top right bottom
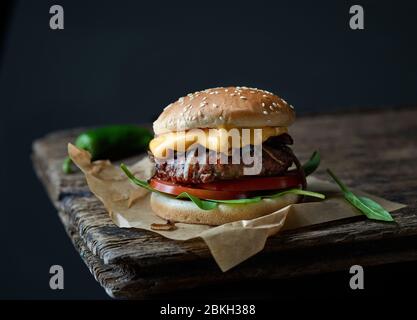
(153, 86, 295, 135)
(150, 192, 299, 226)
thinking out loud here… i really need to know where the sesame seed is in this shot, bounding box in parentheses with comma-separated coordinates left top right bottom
(240, 96, 247, 100)
(202, 96, 207, 101)
(179, 97, 184, 103)
(281, 99, 287, 104)
(225, 89, 229, 92)
(262, 94, 268, 98)
(269, 105, 274, 111)
(272, 102, 277, 107)
(289, 104, 294, 109)
(262, 102, 265, 107)
(219, 116, 224, 121)
(263, 110, 268, 115)
(209, 92, 215, 95)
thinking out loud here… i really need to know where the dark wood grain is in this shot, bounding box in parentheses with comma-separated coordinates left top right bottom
(32, 108, 417, 298)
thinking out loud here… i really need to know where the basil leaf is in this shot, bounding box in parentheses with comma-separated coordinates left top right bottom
(302, 151, 321, 176)
(176, 192, 218, 210)
(326, 169, 394, 222)
(267, 188, 325, 200)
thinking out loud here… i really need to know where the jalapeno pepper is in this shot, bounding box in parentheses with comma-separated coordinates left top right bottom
(63, 124, 153, 173)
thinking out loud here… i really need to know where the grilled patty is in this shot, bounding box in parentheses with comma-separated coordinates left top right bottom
(150, 134, 297, 184)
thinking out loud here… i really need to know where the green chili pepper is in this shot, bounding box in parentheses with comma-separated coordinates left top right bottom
(63, 124, 153, 174)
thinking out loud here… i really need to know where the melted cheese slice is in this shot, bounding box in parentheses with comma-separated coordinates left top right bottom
(150, 127, 288, 158)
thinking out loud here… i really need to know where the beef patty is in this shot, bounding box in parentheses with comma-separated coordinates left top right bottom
(150, 134, 298, 184)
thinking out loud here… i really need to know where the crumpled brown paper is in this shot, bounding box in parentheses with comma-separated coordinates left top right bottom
(68, 144, 406, 271)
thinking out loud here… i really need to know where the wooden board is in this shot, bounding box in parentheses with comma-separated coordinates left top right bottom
(32, 108, 417, 299)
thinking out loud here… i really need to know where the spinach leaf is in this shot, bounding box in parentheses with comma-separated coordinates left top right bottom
(267, 188, 326, 199)
(176, 192, 218, 210)
(122, 164, 218, 210)
(326, 169, 394, 222)
(209, 197, 262, 204)
(209, 189, 325, 205)
(121, 163, 326, 212)
(120, 163, 156, 192)
(302, 151, 321, 176)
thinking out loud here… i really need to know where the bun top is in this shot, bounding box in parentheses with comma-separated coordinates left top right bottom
(153, 86, 296, 135)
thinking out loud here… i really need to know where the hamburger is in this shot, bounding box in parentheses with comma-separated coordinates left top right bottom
(142, 86, 308, 225)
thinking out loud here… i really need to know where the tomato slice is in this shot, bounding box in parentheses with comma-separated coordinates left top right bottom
(150, 179, 255, 200)
(149, 173, 303, 200)
(194, 173, 303, 192)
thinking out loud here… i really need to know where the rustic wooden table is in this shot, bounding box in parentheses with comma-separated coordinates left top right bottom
(32, 107, 417, 299)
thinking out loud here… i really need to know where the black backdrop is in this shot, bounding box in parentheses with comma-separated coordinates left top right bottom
(0, 0, 416, 299)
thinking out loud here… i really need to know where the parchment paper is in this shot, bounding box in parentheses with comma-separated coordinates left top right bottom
(68, 144, 406, 271)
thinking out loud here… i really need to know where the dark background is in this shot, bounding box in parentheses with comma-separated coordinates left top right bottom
(0, 0, 416, 299)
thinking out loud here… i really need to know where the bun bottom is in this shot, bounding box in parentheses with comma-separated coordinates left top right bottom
(150, 192, 299, 226)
